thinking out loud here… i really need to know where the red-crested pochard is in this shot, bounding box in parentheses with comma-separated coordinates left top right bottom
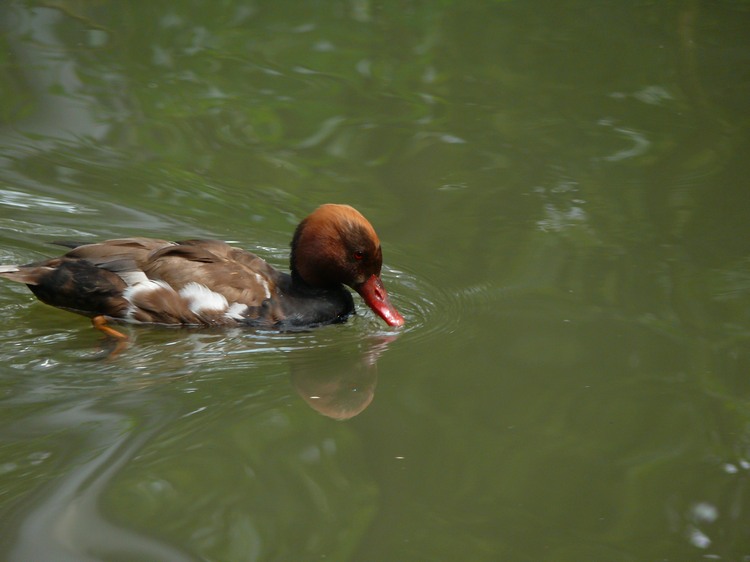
(0, 204, 405, 342)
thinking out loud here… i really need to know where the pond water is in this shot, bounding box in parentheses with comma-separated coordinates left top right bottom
(1, 1, 750, 560)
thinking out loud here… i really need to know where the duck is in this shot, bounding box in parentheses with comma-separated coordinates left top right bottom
(0, 204, 405, 343)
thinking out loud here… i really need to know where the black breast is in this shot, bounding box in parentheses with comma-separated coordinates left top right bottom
(268, 273, 355, 329)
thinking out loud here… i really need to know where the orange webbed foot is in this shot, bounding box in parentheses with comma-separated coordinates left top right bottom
(91, 315, 129, 358)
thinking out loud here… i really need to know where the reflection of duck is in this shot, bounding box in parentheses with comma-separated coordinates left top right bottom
(292, 364, 377, 421)
(0, 205, 404, 343)
(291, 335, 397, 420)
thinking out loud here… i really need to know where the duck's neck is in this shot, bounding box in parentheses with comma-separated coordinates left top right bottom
(276, 271, 355, 328)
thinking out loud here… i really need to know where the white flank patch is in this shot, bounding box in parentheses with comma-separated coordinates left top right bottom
(254, 273, 271, 299)
(123, 278, 172, 299)
(118, 270, 151, 286)
(122, 279, 174, 320)
(225, 302, 248, 321)
(179, 282, 228, 314)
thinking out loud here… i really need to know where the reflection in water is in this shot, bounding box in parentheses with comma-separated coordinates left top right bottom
(290, 334, 397, 420)
(597, 119, 652, 162)
(0, 6, 109, 143)
(0, 321, 390, 561)
(5, 397, 191, 562)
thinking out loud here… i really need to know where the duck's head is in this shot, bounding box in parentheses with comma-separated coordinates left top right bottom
(291, 204, 405, 327)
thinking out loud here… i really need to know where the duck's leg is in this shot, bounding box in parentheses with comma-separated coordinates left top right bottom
(91, 315, 129, 356)
(91, 315, 127, 339)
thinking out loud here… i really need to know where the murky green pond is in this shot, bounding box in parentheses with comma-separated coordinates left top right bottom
(1, 1, 750, 560)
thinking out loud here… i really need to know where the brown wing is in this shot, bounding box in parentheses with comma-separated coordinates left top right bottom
(61, 238, 173, 267)
(141, 240, 279, 308)
(64, 238, 280, 307)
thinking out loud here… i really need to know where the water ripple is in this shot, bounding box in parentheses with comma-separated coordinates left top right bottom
(384, 262, 527, 345)
(384, 265, 462, 344)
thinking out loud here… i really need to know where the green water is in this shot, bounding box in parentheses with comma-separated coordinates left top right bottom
(1, 1, 750, 560)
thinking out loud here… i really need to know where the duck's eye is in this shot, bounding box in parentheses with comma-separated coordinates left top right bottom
(353, 251, 364, 261)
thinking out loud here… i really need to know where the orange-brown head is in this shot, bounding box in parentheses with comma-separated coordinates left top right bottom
(291, 204, 405, 327)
